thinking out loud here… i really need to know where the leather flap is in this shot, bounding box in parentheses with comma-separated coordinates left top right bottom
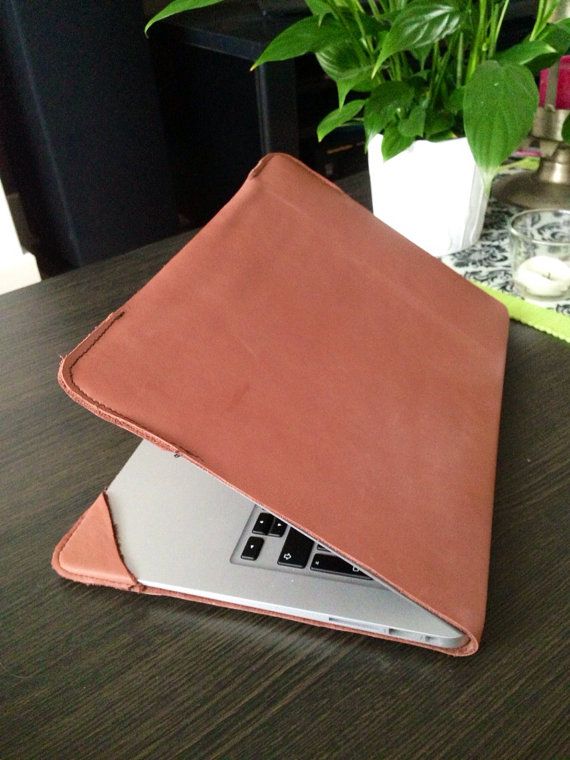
(52, 492, 139, 590)
(58, 153, 509, 653)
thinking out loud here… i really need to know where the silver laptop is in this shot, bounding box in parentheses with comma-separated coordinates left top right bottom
(107, 440, 467, 649)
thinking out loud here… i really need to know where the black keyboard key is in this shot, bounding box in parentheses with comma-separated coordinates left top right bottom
(252, 512, 273, 535)
(241, 536, 264, 561)
(269, 518, 287, 537)
(310, 553, 371, 579)
(278, 528, 314, 569)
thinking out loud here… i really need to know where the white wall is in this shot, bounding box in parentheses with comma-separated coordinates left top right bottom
(0, 177, 40, 295)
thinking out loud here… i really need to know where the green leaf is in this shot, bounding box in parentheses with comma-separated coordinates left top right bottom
(253, 16, 345, 68)
(540, 20, 570, 54)
(363, 81, 415, 143)
(497, 39, 558, 67)
(145, 0, 223, 35)
(337, 78, 354, 108)
(427, 129, 456, 142)
(497, 40, 559, 71)
(351, 78, 378, 93)
(336, 68, 377, 106)
(464, 61, 538, 191)
(370, 81, 415, 108)
(357, 13, 389, 36)
(556, 18, 570, 34)
(374, 8, 406, 26)
(305, 0, 331, 16)
(410, 43, 432, 67)
(317, 100, 365, 142)
(399, 105, 426, 137)
(563, 114, 570, 144)
(337, 75, 375, 107)
(374, 2, 462, 73)
(424, 110, 454, 138)
(446, 86, 464, 114)
(381, 124, 414, 160)
(514, 20, 570, 71)
(316, 41, 374, 84)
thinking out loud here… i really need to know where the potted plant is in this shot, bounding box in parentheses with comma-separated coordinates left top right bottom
(147, 0, 570, 256)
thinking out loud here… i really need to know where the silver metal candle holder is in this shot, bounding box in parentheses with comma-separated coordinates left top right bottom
(493, 2, 570, 210)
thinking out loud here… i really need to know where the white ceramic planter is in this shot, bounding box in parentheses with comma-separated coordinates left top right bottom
(368, 135, 487, 258)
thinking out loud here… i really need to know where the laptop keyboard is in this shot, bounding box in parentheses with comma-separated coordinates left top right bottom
(240, 511, 372, 581)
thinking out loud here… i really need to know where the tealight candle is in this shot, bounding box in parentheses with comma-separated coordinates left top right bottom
(514, 255, 570, 297)
(509, 209, 570, 305)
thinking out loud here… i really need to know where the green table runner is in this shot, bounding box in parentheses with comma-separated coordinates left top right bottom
(472, 282, 570, 344)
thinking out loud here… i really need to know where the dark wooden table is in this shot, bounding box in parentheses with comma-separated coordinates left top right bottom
(1, 204, 569, 758)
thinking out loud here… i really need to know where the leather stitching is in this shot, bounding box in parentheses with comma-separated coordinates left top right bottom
(64, 310, 204, 462)
(67, 310, 125, 409)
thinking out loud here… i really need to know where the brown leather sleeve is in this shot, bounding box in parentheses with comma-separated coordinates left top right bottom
(56, 153, 509, 655)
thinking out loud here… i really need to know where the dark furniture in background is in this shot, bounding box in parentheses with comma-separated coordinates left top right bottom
(0, 0, 178, 268)
(148, 0, 366, 227)
(0, 0, 539, 268)
(1, 175, 568, 758)
(147, 0, 538, 228)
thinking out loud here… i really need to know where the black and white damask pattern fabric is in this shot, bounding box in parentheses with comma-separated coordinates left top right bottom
(442, 196, 570, 315)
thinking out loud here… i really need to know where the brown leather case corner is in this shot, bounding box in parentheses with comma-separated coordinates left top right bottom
(54, 153, 509, 656)
(52, 490, 478, 656)
(52, 492, 139, 591)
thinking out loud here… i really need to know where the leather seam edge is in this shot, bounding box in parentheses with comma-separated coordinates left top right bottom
(67, 310, 125, 409)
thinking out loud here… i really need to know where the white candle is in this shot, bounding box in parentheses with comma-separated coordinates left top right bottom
(514, 255, 570, 298)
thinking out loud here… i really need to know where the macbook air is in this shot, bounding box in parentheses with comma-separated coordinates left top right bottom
(107, 439, 467, 649)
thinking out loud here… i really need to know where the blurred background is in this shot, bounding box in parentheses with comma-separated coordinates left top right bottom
(0, 0, 538, 277)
